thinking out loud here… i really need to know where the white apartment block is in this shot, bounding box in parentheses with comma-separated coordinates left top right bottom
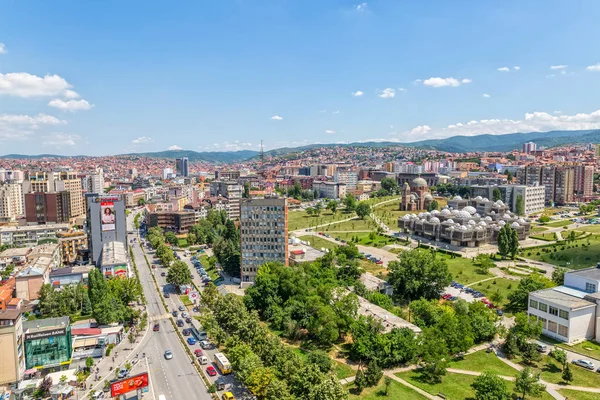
(334, 171, 358, 189)
(528, 267, 600, 344)
(23, 171, 84, 217)
(512, 185, 545, 215)
(84, 167, 104, 194)
(312, 181, 347, 199)
(0, 182, 24, 222)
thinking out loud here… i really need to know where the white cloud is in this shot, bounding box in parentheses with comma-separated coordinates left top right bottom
(378, 88, 395, 98)
(550, 65, 568, 70)
(586, 63, 600, 72)
(461, 78, 472, 84)
(482, 93, 491, 98)
(271, 115, 283, 120)
(42, 133, 81, 147)
(497, 67, 510, 72)
(355, 2, 368, 11)
(422, 77, 461, 88)
(407, 125, 431, 136)
(167, 145, 182, 151)
(351, 90, 364, 97)
(63, 90, 80, 99)
(0, 72, 73, 98)
(48, 98, 93, 112)
(332, 110, 340, 114)
(325, 129, 336, 134)
(402, 108, 600, 140)
(0, 113, 66, 126)
(132, 136, 153, 144)
(0, 43, 6, 54)
(513, 66, 520, 71)
(413, 79, 422, 84)
(397, 87, 406, 92)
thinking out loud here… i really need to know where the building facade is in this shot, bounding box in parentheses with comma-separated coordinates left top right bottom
(399, 177, 434, 212)
(0, 310, 24, 385)
(147, 211, 195, 234)
(86, 194, 127, 266)
(209, 181, 242, 219)
(469, 185, 545, 215)
(312, 181, 347, 199)
(0, 224, 69, 247)
(574, 165, 594, 199)
(84, 167, 104, 195)
(240, 198, 288, 285)
(22, 317, 72, 371)
(0, 181, 24, 223)
(23, 171, 84, 218)
(334, 170, 358, 189)
(176, 157, 189, 177)
(24, 192, 71, 224)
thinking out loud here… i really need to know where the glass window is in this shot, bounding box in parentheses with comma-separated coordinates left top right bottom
(558, 324, 569, 337)
(559, 310, 569, 319)
(538, 303, 548, 312)
(585, 282, 597, 293)
(547, 320, 558, 333)
(529, 299, 538, 309)
(549, 306, 558, 316)
(538, 317, 547, 329)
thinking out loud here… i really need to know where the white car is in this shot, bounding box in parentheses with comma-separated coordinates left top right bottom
(164, 350, 173, 360)
(572, 359, 595, 370)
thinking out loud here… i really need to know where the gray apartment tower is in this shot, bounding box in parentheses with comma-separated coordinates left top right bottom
(86, 193, 127, 266)
(176, 157, 189, 177)
(239, 197, 288, 285)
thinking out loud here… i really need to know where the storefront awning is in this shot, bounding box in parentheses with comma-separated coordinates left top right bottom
(73, 337, 98, 348)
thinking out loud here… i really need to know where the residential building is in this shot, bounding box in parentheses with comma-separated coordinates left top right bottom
(0, 181, 24, 223)
(147, 211, 195, 234)
(334, 170, 358, 189)
(517, 165, 576, 205)
(0, 309, 25, 386)
(215, 170, 240, 181)
(100, 241, 128, 277)
(0, 169, 24, 183)
(541, 166, 556, 204)
(175, 157, 189, 177)
(469, 185, 545, 215)
(554, 166, 575, 205)
(49, 265, 94, 289)
(523, 142, 537, 153)
(57, 231, 88, 264)
(86, 194, 127, 266)
(23, 171, 84, 218)
(0, 224, 69, 247)
(22, 316, 72, 371)
(84, 167, 104, 194)
(528, 267, 600, 343)
(574, 165, 594, 198)
(312, 181, 346, 199)
(396, 173, 438, 188)
(240, 197, 288, 285)
(209, 180, 242, 219)
(24, 192, 71, 224)
(162, 168, 174, 180)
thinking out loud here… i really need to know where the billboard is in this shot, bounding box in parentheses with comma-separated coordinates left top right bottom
(101, 201, 116, 231)
(110, 372, 149, 397)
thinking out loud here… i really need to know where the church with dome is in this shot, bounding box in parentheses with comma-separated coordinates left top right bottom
(399, 177, 434, 212)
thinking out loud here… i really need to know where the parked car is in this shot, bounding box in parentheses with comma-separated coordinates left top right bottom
(178, 305, 185, 311)
(164, 292, 170, 298)
(181, 312, 189, 318)
(161, 272, 166, 277)
(200, 340, 211, 349)
(194, 349, 203, 357)
(164, 350, 173, 360)
(187, 337, 197, 345)
(172, 311, 178, 317)
(536, 344, 548, 353)
(182, 328, 190, 336)
(186, 317, 193, 323)
(117, 368, 129, 379)
(177, 319, 184, 327)
(496, 309, 504, 316)
(572, 359, 595, 370)
(206, 366, 217, 376)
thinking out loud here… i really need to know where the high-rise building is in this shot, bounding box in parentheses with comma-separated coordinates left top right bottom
(0, 169, 24, 183)
(85, 194, 127, 266)
(24, 192, 71, 224)
(0, 309, 25, 386)
(574, 165, 594, 198)
(240, 197, 288, 285)
(0, 182, 24, 223)
(541, 166, 556, 204)
(210, 181, 243, 219)
(334, 170, 358, 189)
(162, 168, 174, 180)
(176, 157, 189, 177)
(23, 171, 84, 218)
(84, 167, 104, 194)
(554, 166, 575, 205)
(522, 142, 537, 153)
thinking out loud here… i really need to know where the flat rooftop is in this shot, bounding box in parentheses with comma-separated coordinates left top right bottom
(23, 316, 69, 333)
(101, 241, 127, 266)
(0, 248, 31, 258)
(567, 267, 600, 281)
(288, 244, 325, 263)
(0, 224, 69, 233)
(356, 294, 421, 334)
(531, 286, 596, 310)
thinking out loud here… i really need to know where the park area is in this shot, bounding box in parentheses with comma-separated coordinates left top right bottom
(288, 209, 354, 231)
(523, 234, 600, 269)
(347, 379, 427, 399)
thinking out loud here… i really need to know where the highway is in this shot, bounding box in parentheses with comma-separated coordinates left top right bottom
(126, 212, 213, 400)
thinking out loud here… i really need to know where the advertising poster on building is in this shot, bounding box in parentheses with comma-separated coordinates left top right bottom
(100, 201, 116, 231)
(111, 372, 148, 397)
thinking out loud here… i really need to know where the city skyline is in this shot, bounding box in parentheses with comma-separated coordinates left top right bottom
(2, 1, 600, 155)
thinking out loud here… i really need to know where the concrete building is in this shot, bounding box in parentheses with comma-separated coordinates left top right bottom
(469, 185, 545, 215)
(210, 181, 242, 219)
(554, 166, 575, 205)
(162, 168, 174, 180)
(397, 173, 438, 188)
(84, 167, 104, 195)
(215, 170, 241, 181)
(312, 181, 347, 199)
(0, 309, 25, 386)
(49, 265, 94, 289)
(0, 181, 24, 223)
(528, 266, 600, 343)
(22, 316, 72, 371)
(86, 194, 127, 267)
(0, 224, 69, 248)
(24, 192, 71, 224)
(574, 165, 594, 199)
(147, 211, 195, 234)
(100, 241, 128, 278)
(57, 230, 88, 264)
(176, 157, 189, 177)
(240, 198, 288, 285)
(334, 170, 358, 189)
(517, 165, 576, 205)
(23, 171, 84, 218)
(522, 142, 537, 153)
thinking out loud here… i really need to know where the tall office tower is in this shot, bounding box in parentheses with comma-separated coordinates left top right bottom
(574, 165, 594, 198)
(522, 142, 537, 153)
(239, 197, 288, 285)
(85, 194, 127, 266)
(23, 171, 84, 218)
(85, 167, 104, 194)
(176, 157, 189, 177)
(554, 166, 575, 205)
(0, 182, 24, 223)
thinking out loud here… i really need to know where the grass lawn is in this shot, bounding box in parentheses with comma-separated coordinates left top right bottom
(545, 220, 574, 228)
(558, 389, 600, 400)
(475, 278, 517, 308)
(518, 355, 600, 388)
(557, 340, 600, 361)
(324, 217, 376, 232)
(371, 200, 411, 228)
(359, 259, 388, 277)
(288, 210, 354, 231)
(438, 253, 493, 285)
(347, 379, 427, 400)
(530, 233, 557, 241)
(298, 235, 339, 251)
(197, 255, 219, 280)
(448, 351, 518, 377)
(570, 225, 600, 233)
(179, 295, 193, 307)
(177, 238, 188, 247)
(524, 235, 600, 269)
(334, 231, 401, 248)
(334, 361, 355, 380)
(530, 226, 549, 233)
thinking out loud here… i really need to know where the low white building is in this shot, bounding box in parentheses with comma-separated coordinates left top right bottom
(528, 266, 600, 343)
(312, 181, 347, 199)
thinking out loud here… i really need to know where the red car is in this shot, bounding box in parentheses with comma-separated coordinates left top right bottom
(153, 323, 159, 332)
(206, 366, 217, 376)
(194, 349, 203, 357)
(375, 260, 384, 265)
(442, 294, 452, 300)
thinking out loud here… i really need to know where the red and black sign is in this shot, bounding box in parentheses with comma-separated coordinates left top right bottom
(110, 372, 148, 397)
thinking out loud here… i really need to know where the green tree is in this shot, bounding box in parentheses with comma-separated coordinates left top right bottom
(497, 224, 519, 259)
(384, 376, 392, 396)
(474, 254, 494, 274)
(426, 200, 439, 212)
(516, 195, 525, 216)
(514, 367, 545, 400)
(380, 177, 399, 194)
(243, 182, 251, 198)
(246, 366, 275, 398)
(364, 360, 383, 387)
(354, 369, 366, 394)
(167, 260, 193, 287)
(493, 188, 502, 202)
(165, 231, 179, 246)
(344, 194, 357, 212)
(521, 341, 542, 365)
(471, 371, 511, 400)
(85, 356, 94, 370)
(508, 276, 554, 312)
(311, 374, 348, 400)
(550, 348, 567, 369)
(419, 328, 449, 384)
(506, 171, 514, 183)
(552, 267, 567, 286)
(562, 362, 573, 384)
(326, 200, 338, 214)
(307, 350, 333, 374)
(388, 249, 452, 304)
(539, 215, 551, 223)
(355, 202, 371, 219)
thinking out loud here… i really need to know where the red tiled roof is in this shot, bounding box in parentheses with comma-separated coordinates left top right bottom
(72, 328, 102, 336)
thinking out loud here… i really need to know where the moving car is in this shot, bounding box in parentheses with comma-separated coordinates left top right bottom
(161, 272, 166, 277)
(206, 366, 217, 376)
(194, 349, 203, 357)
(164, 292, 170, 298)
(172, 311, 178, 317)
(572, 359, 595, 370)
(181, 312, 189, 318)
(182, 328, 190, 336)
(164, 350, 173, 360)
(153, 323, 160, 332)
(200, 340, 211, 349)
(117, 368, 129, 379)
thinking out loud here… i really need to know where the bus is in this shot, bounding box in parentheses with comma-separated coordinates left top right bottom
(214, 352, 232, 375)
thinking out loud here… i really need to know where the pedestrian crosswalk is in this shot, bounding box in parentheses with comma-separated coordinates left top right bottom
(149, 313, 171, 322)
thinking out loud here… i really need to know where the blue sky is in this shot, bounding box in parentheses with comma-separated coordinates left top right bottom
(2, 0, 600, 155)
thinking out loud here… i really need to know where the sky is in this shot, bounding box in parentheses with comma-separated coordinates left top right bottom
(2, 0, 600, 155)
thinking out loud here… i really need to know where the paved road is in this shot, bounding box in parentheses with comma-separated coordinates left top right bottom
(126, 212, 213, 400)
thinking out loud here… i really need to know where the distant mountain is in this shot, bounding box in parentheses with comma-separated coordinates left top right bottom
(118, 149, 259, 163)
(406, 129, 599, 152)
(0, 153, 75, 159)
